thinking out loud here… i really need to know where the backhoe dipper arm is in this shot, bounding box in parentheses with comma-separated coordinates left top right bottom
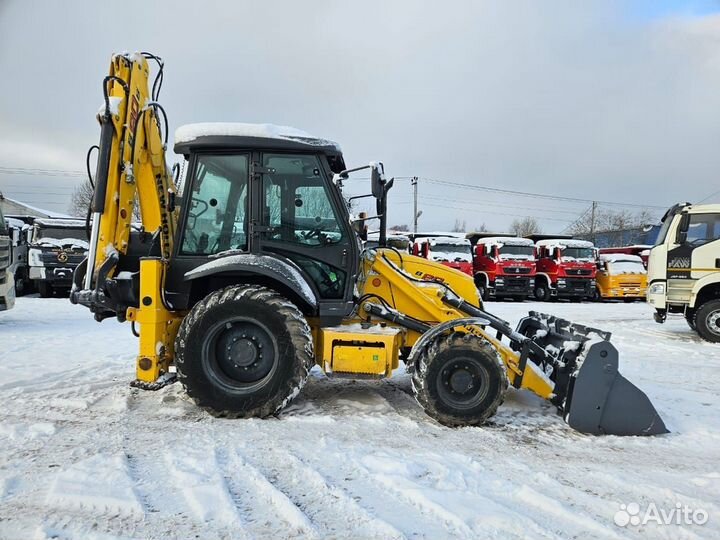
(73, 52, 177, 318)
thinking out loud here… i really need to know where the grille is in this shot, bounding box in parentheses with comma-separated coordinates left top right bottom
(504, 267, 532, 275)
(566, 268, 592, 276)
(502, 277, 531, 289)
(621, 282, 642, 288)
(566, 278, 591, 290)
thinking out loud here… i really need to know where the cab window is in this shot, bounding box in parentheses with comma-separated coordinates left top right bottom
(181, 154, 249, 255)
(262, 154, 344, 246)
(686, 214, 720, 246)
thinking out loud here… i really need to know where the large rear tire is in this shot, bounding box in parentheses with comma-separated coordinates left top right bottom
(412, 333, 508, 427)
(695, 300, 720, 343)
(175, 284, 314, 417)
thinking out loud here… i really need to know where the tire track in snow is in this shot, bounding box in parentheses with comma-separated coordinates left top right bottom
(164, 446, 249, 537)
(242, 446, 406, 539)
(216, 447, 317, 538)
(296, 444, 467, 539)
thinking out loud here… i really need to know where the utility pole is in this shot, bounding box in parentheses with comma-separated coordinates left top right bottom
(412, 176, 419, 234)
(589, 201, 597, 243)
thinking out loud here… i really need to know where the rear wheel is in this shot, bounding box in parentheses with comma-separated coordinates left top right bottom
(695, 300, 720, 343)
(534, 281, 551, 301)
(412, 333, 508, 427)
(175, 284, 314, 417)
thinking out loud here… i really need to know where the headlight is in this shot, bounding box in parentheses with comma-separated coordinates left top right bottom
(28, 248, 43, 267)
(590, 279, 596, 286)
(648, 283, 665, 295)
(495, 277, 505, 285)
(557, 278, 566, 287)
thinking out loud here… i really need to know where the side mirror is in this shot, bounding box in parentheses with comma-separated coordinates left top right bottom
(675, 212, 690, 244)
(370, 162, 385, 199)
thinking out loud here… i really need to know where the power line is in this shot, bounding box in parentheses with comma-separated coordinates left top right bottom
(420, 177, 667, 210)
(0, 166, 85, 178)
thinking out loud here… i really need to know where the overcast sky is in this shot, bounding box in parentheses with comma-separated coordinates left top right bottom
(1, 0, 719, 232)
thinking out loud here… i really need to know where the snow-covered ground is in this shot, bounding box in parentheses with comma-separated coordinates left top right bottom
(0, 297, 718, 539)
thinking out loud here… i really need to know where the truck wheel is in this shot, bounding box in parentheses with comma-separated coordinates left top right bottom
(475, 278, 488, 301)
(37, 282, 52, 298)
(175, 284, 314, 418)
(534, 282, 551, 302)
(695, 300, 720, 343)
(685, 309, 697, 331)
(590, 288, 601, 302)
(412, 332, 508, 427)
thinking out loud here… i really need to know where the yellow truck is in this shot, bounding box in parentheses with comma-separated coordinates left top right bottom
(594, 253, 647, 301)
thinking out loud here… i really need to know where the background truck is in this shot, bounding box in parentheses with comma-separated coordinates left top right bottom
(24, 218, 89, 297)
(0, 205, 15, 311)
(594, 253, 647, 301)
(466, 233, 536, 301)
(647, 202, 720, 342)
(599, 245, 653, 269)
(408, 233, 473, 276)
(529, 235, 597, 301)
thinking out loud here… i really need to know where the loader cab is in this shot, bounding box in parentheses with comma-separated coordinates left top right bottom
(167, 124, 359, 321)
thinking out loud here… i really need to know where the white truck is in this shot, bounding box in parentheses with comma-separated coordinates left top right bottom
(647, 202, 720, 342)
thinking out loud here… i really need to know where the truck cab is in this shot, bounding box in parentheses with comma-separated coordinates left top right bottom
(529, 235, 597, 301)
(594, 253, 647, 301)
(0, 205, 15, 311)
(647, 202, 720, 341)
(408, 233, 473, 276)
(599, 245, 653, 269)
(466, 233, 536, 301)
(27, 218, 89, 297)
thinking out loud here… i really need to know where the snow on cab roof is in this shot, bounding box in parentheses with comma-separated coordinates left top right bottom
(34, 218, 87, 228)
(476, 236, 534, 246)
(535, 238, 594, 248)
(599, 253, 643, 263)
(428, 236, 470, 246)
(175, 123, 341, 151)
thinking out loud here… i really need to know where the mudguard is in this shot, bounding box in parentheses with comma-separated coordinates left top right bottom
(184, 253, 318, 308)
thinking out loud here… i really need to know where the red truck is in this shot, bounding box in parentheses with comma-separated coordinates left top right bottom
(529, 234, 597, 301)
(408, 233, 473, 276)
(466, 233, 536, 301)
(599, 245, 652, 269)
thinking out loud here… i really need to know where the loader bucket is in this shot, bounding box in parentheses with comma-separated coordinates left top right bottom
(516, 312, 668, 436)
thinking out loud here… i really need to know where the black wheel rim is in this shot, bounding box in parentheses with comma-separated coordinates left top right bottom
(436, 356, 490, 410)
(202, 317, 279, 391)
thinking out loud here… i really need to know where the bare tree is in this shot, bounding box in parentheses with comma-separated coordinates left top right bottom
(69, 179, 94, 217)
(510, 216, 541, 237)
(451, 218, 467, 232)
(566, 207, 655, 244)
(472, 222, 488, 233)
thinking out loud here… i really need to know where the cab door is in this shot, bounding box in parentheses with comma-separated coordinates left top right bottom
(254, 152, 357, 317)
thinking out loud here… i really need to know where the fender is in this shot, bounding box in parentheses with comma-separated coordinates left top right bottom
(184, 253, 317, 308)
(535, 272, 553, 289)
(690, 273, 720, 308)
(473, 270, 489, 285)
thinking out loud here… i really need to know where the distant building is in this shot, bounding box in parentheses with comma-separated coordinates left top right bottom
(575, 225, 661, 248)
(0, 193, 71, 219)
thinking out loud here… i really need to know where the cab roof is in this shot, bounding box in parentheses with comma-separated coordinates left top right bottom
(174, 123, 346, 171)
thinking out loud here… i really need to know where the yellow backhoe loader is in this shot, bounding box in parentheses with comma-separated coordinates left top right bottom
(71, 52, 667, 435)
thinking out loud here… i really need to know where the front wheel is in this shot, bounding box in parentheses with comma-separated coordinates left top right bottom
(695, 300, 720, 343)
(534, 282, 551, 302)
(37, 282, 52, 298)
(412, 333, 508, 427)
(175, 284, 314, 417)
